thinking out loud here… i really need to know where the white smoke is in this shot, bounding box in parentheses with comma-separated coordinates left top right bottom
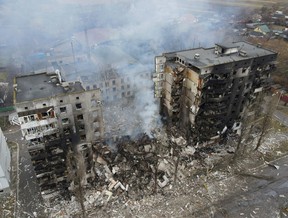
(0, 0, 242, 138)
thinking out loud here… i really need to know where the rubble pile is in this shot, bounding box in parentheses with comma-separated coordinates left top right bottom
(45, 122, 288, 218)
(48, 128, 245, 217)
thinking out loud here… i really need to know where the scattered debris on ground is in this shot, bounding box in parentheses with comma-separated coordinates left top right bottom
(43, 124, 288, 217)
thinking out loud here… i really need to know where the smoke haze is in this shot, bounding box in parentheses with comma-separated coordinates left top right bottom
(0, 0, 241, 138)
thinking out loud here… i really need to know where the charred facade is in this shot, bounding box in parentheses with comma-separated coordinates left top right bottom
(154, 41, 277, 143)
(14, 71, 104, 199)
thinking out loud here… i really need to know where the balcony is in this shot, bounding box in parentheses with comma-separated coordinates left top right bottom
(21, 118, 58, 129)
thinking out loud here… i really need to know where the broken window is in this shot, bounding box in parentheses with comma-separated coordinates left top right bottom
(60, 107, 66, 113)
(112, 80, 116, 85)
(41, 112, 49, 119)
(76, 103, 82, 109)
(122, 92, 125, 97)
(43, 103, 47, 107)
(93, 84, 97, 89)
(127, 91, 131, 96)
(63, 127, 70, 135)
(24, 117, 28, 123)
(29, 115, 35, 121)
(105, 82, 109, 87)
(77, 114, 84, 120)
(80, 134, 86, 141)
(25, 106, 28, 110)
(60, 100, 63, 103)
(79, 124, 85, 131)
(62, 118, 69, 124)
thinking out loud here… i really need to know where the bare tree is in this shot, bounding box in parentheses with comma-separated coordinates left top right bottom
(66, 150, 87, 218)
(75, 154, 87, 218)
(254, 96, 276, 151)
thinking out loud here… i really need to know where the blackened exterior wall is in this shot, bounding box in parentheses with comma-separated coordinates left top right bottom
(154, 42, 277, 143)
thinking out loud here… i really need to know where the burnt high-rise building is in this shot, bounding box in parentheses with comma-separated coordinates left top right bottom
(14, 71, 104, 199)
(153, 42, 277, 143)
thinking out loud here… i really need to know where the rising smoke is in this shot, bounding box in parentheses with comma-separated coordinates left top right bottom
(0, 0, 241, 138)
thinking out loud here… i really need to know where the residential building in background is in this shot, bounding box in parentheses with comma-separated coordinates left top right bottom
(14, 71, 104, 199)
(153, 41, 277, 143)
(0, 127, 11, 194)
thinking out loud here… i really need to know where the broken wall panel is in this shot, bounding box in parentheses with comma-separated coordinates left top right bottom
(14, 72, 105, 199)
(154, 41, 278, 143)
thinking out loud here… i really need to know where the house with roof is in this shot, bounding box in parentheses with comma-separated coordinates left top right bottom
(253, 25, 271, 35)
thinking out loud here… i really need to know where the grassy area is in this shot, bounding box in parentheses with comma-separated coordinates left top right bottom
(271, 118, 288, 132)
(248, 38, 288, 87)
(0, 72, 7, 82)
(0, 116, 10, 131)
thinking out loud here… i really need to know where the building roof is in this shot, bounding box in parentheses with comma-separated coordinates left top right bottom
(15, 72, 85, 103)
(164, 41, 276, 69)
(254, 25, 271, 33)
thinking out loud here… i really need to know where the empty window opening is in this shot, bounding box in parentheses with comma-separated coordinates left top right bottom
(76, 103, 82, 109)
(80, 134, 86, 141)
(62, 118, 69, 124)
(79, 124, 85, 131)
(76, 96, 79, 100)
(41, 112, 49, 118)
(60, 107, 67, 113)
(77, 114, 84, 120)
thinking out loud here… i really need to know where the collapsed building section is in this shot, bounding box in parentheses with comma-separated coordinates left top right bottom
(153, 41, 277, 143)
(13, 71, 104, 199)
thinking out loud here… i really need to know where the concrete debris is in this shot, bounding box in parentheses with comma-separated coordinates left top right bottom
(266, 162, 280, 170)
(158, 175, 169, 188)
(171, 136, 187, 146)
(45, 126, 288, 217)
(181, 146, 196, 156)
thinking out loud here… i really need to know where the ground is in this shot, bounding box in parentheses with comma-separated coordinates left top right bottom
(1, 100, 288, 218)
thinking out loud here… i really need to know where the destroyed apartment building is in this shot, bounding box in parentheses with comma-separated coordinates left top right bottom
(13, 71, 104, 199)
(153, 41, 277, 143)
